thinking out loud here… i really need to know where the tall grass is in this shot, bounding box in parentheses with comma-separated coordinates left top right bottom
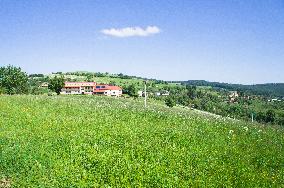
(0, 95, 283, 187)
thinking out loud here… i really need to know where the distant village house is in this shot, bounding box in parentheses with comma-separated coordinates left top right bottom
(138, 90, 170, 97)
(229, 91, 239, 103)
(40, 82, 49, 88)
(60, 82, 122, 97)
(93, 85, 122, 97)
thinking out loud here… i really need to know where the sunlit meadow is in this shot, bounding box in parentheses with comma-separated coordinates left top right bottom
(0, 95, 283, 187)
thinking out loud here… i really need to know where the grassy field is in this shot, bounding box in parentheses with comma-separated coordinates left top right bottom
(48, 73, 175, 90)
(0, 95, 283, 187)
(49, 74, 147, 89)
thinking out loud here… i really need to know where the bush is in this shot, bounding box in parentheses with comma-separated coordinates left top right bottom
(165, 97, 176, 107)
(266, 109, 276, 123)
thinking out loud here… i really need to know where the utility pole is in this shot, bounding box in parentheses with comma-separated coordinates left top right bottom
(144, 80, 147, 108)
(251, 112, 254, 123)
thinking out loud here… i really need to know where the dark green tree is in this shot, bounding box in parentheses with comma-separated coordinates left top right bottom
(277, 112, 284, 126)
(165, 96, 176, 107)
(0, 65, 28, 94)
(48, 76, 64, 95)
(256, 111, 266, 123)
(126, 84, 138, 97)
(265, 109, 276, 123)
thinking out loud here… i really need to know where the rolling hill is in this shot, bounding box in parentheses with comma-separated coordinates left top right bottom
(177, 80, 284, 97)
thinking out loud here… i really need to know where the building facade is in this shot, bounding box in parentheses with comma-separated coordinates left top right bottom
(60, 82, 122, 96)
(60, 82, 96, 95)
(93, 85, 123, 97)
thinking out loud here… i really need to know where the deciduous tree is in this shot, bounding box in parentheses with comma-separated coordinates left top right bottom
(48, 76, 64, 95)
(0, 65, 28, 94)
(165, 96, 176, 107)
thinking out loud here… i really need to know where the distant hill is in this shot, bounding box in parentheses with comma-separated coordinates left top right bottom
(175, 80, 284, 97)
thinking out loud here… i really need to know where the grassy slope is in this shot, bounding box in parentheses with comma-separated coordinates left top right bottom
(0, 95, 283, 187)
(49, 74, 145, 87)
(48, 74, 171, 90)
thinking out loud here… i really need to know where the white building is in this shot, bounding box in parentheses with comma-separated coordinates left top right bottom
(161, 91, 170, 96)
(229, 91, 239, 98)
(60, 82, 96, 95)
(93, 85, 123, 97)
(138, 90, 143, 97)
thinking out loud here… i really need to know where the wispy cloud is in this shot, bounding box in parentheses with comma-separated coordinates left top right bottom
(101, 26, 161, 38)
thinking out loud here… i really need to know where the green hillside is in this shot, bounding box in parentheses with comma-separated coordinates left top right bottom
(49, 73, 146, 88)
(0, 95, 283, 187)
(182, 80, 284, 97)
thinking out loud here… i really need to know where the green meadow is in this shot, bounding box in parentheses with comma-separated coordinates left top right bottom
(0, 95, 283, 187)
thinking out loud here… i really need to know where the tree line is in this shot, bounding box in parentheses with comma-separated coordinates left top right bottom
(0, 65, 64, 95)
(180, 80, 284, 97)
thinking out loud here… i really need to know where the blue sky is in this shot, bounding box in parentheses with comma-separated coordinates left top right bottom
(0, 0, 284, 84)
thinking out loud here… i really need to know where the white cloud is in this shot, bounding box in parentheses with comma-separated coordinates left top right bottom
(101, 26, 160, 38)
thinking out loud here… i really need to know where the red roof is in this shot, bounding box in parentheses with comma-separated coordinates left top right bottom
(94, 85, 122, 92)
(107, 86, 122, 90)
